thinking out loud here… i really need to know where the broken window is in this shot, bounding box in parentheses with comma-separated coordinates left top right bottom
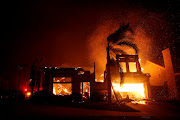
(129, 62, 137, 72)
(53, 77, 71, 82)
(119, 62, 127, 72)
(80, 82, 90, 98)
(53, 77, 72, 95)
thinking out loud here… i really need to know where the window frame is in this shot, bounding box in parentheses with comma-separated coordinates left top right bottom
(53, 77, 72, 95)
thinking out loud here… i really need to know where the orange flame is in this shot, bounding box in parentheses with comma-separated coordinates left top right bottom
(112, 83, 145, 99)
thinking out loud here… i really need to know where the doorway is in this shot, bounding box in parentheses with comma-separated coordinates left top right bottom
(80, 82, 90, 98)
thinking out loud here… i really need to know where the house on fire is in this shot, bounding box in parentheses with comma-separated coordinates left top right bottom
(30, 48, 179, 101)
(31, 55, 151, 101)
(41, 67, 93, 99)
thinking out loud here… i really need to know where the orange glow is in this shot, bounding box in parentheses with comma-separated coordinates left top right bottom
(87, 22, 153, 82)
(112, 83, 145, 99)
(95, 74, 104, 82)
(80, 82, 90, 98)
(24, 88, 28, 92)
(119, 62, 137, 72)
(98, 80, 104, 82)
(120, 62, 127, 72)
(129, 62, 137, 72)
(53, 83, 72, 95)
(143, 60, 165, 86)
(26, 92, 31, 97)
(131, 100, 146, 104)
(100, 74, 104, 77)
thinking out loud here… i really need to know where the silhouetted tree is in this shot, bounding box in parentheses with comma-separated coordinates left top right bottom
(30, 57, 44, 95)
(107, 23, 138, 84)
(106, 23, 138, 103)
(30, 65, 35, 95)
(107, 23, 138, 56)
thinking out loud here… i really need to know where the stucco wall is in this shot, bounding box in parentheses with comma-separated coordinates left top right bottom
(142, 48, 178, 98)
(143, 60, 166, 86)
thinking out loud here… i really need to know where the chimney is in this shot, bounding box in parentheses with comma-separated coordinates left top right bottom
(162, 48, 178, 98)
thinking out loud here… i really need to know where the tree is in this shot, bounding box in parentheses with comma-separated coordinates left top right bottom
(30, 57, 44, 95)
(107, 23, 138, 56)
(106, 23, 138, 103)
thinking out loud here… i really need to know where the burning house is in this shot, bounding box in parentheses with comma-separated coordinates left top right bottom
(29, 48, 179, 102)
(110, 54, 151, 100)
(33, 54, 150, 101)
(41, 67, 92, 100)
(107, 48, 179, 100)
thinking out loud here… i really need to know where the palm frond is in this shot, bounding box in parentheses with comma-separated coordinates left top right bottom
(109, 51, 116, 59)
(107, 23, 133, 43)
(110, 48, 127, 55)
(117, 41, 139, 54)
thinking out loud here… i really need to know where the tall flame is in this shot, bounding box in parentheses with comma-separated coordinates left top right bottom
(112, 83, 145, 99)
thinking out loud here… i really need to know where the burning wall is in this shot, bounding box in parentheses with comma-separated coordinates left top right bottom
(109, 54, 151, 100)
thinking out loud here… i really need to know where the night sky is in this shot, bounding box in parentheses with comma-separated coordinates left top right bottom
(1, 0, 179, 90)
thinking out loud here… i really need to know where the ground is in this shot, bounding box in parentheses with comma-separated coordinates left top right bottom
(1, 100, 180, 120)
(126, 100, 180, 119)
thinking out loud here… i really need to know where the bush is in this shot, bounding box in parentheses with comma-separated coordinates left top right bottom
(30, 90, 53, 104)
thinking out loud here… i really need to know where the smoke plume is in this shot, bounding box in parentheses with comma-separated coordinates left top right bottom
(88, 9, 169, 81)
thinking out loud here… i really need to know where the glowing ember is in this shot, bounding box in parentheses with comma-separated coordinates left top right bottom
(131, 100, 146, 104)
(112, 83, 145, 99)
(24, 88, 28, 92)
(26, 92, 31, 97)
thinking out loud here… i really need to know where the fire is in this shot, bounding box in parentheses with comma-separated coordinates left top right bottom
(53, 83, 72, 95)
(95, 74, 104, 82)
(100, 74, 104, 77)
(112, 83, 145, 99)
(26, 92, 31, 97)
(98, 80, 104, 82)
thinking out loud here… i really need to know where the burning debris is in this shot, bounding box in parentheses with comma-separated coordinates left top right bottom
(108, 54, 151, 102)
(53, 77, 72, 95)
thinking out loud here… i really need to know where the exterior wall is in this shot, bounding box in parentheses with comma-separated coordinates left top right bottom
(143, 60, 166, 86)
(142, 56, 169, 98)
(162, 48, 178, 98)
(143, 48, 178, 99)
